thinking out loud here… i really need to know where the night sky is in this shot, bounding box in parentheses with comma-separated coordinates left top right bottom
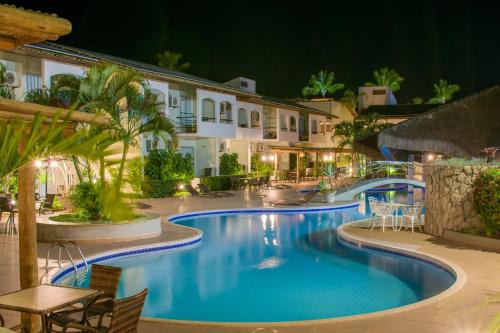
(9, 0, 500, 102)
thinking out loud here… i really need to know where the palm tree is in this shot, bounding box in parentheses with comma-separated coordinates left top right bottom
(332, 114, 392, 168)
(0, 62, 15, 99)
(340, 89, 364, 114)
(78, 63, 178, 190)
(302, 70, 344, 98)
(364, 67, 404, 92)
(157, 51, 191, 72)
(427, 79, 460, 104)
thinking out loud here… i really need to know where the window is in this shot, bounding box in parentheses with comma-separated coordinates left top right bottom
(220, 101, 233, 123)
(238, 108, 248, 128)
(146, 136, 159, 152)
(241, 80, 248, 88)
(280, 114, 288, 131)
(202, 98, 216, 122)
(325, 118, 332, 133)
(25, 73, 41, 91)
(373, 89, 386, 95)
(319, 121, 325, 134)
(151, 89, 166, 114)
(311, 120, 318, 134)
(289, 116, 297, 132)
(250, 111, 260, 128)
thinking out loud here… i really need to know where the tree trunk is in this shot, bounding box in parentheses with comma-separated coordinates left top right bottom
(71, 155, 84, 183)
(116, 142, 129, 191)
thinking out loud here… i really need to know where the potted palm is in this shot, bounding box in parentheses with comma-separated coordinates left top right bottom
(319, 164, 337, 203)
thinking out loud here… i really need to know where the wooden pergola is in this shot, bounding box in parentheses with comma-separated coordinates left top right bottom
(0, 5, 106, 332)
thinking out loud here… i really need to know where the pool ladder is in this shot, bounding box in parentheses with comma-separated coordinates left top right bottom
(45, 241, 89, 281)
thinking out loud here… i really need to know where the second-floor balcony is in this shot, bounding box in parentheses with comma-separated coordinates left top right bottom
(176, 115, 197, 134)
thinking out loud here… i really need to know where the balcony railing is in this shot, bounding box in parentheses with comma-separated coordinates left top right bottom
(202, 116, 217, 122)
(220, 118, 233, 124)
(176, 115, 197, 134)
(299, 130, 309, 141)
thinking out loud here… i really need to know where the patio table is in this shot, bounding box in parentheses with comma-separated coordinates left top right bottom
(0, 285, 102, 333)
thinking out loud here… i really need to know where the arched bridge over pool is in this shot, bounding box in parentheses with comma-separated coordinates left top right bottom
(335, 178, 425, 201)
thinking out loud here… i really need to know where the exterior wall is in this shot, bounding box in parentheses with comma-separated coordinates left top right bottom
(196, 89, 237, 138)
(309, 113, 328, 144)
(43, 59, 87, 86)
(277, 108, 299, 143)
(229, 140, 251, 172)
(424, 164, 489, 236)
(0, 51, 42, 100)
(235, 101, 263, 140)
(194, 138, 218, 177)
(358, 86, 397, 110)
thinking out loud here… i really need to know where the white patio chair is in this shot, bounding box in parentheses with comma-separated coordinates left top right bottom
(378, 202, 396, 232)
(401, 202, 422, 232)
(368, 197, 381, 230)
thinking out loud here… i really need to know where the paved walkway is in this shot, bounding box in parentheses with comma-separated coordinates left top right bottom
(1, 185, 499, 332)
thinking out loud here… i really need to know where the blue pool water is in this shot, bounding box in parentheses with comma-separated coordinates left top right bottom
(59, 190, 454, 322)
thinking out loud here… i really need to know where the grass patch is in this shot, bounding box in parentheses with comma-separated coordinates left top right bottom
(49, 213, 146, 224)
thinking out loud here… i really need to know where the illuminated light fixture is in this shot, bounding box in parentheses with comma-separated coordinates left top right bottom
(92, 177, 97, 184)
(49, 160, 58, 168)
(10, 200, 16, 206)
(178, 184, 185, 190)
(34, 160, 43, 168)
(261, 155, 268, 161)
(268, 155, 275, 162)
(323, 154, 334, 162)
(427, 153, 435, 162)
(299, 152, 305, 158)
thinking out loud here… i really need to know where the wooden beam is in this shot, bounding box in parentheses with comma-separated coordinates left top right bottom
(0, 23, 59, 41)
(0, 99, 108, 125)
(0, 35, 15, 50)
(0, 5, 72, 37)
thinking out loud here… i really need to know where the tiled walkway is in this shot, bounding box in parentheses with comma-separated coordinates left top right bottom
(1, 185, 500, 332)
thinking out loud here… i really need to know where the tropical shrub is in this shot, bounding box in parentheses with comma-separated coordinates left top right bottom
(69, 182, 101, 220)
(219, 153, 243, 176)
(125, 158, 144, 195)
(251, 153, 273, 176)
(200, 176, 232, 191)
(144, 149, 194, 182)
(141, 180, 176, 198)
(473, 168, 500, 236)
(52, 196, 65, 211)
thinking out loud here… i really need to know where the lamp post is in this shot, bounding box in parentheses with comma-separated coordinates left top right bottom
(34, 158, 58, 198)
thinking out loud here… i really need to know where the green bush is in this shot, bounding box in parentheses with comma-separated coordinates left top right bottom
(69, 182, 101, 220)
(219, 153, 243, 176)
(251, 153, 273, 176)
(473, 168, 500, 236)
(200, 176, 232, 191)
(144, 149, 194, 182)
(141, 180, 177, 198)
(52, 195, 65, 211)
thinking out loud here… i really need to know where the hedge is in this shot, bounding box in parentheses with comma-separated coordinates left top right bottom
(199, 176, 232, 191)
(473, 167, 500, 236)
(141, 180, 177, 198)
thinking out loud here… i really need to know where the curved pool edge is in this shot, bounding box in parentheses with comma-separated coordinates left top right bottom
(49, 223, 203, 284)
(168, 200, 360, 222)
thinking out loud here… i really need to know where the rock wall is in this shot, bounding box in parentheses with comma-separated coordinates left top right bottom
(424, 164, 490, 236)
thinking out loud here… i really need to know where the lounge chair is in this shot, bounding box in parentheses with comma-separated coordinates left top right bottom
(185, 184, 216, 198)
(39, 193, 56, 215)
(268, 191, 316, 206)
(48, 264, 122, 330)
(198, 184, 234, 197)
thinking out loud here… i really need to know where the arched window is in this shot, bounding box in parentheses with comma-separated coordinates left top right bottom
(220, 101, 232, 123)
(250, 111, 260, 128)
(238, 108, 248, 128)
(289, 116, 297, 132)
(319, 121, 325, 134)
(151, 89, 166, 114)
(280, 114, 288, 131)
(202, 98, 216, 122)
(311, 119, 318, 134)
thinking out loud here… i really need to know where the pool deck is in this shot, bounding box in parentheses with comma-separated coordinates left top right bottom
(1, 184, 500, 332)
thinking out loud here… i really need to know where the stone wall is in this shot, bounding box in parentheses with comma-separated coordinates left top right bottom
(424, 164, 490, 236)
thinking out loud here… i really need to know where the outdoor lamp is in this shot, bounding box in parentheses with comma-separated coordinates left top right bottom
(34, 160, 43, 168)
(261, 155, 268, 161)
(268, 155, 275, 162)
(178, 184, 185, 190)
(427, 153, 435, 162)
(49, 160, 58, 168)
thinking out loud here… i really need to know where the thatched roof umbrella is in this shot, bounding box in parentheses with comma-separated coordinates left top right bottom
(377, 85, 500, 158)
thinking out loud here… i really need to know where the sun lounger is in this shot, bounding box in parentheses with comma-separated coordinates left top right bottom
(268, 191, 316, 206)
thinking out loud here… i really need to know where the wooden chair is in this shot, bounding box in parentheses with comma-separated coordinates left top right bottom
(39, 193, 56, 215)
(57, 289, 148, 333)
(48, 264, 122, 331)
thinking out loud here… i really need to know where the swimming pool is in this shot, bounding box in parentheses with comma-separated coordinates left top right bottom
(58, 190, 454, 322)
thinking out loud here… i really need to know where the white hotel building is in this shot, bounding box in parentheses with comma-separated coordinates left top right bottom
(1, 42, 356, 193)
